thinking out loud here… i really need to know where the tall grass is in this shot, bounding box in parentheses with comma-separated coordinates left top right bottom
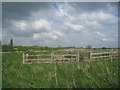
(2, 52, 118, 88)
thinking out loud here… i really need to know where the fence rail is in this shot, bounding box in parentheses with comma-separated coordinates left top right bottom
(25, 54, 51, 56)
(91, 52, 117, 55)
(90, 51, 118, 60)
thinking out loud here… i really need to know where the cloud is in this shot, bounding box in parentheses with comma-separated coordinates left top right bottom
(4, 18, 53, 37)
(79, 11, 117, 25)
(96, 32, 105, 37)
(101, 38, 108, 42)
(55, 4, 74, 21)
(33, 30, 64, 40)
(11, 20, 28, 31)
(31, 19, 52, 31)
(64, 22, 85, 32)
(94, 31, 115, 43)
(93, 11, 117, 23)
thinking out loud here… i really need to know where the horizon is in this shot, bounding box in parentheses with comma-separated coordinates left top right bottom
(1, 39, 118, 49)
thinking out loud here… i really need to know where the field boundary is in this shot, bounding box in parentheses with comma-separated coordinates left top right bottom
(22, 50, 118, 64)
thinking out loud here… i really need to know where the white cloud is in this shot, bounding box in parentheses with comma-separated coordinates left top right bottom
(80, 20, 102, 30)
(55, 5, 117, 32)
(11, 20, 28, 30)
(101, 38, 108, 42)
(55, 4, 75, 21)
(80, 11, 117, 24)
(10, 18, 52, 32)
(33, 33, 39, 39)
(96, 11, 117, 23)
(31, 19, 52, 30)
(64, 22, 85, 31)
(33, 30, 64, 40)
(95, 32, 111, 43)
(96, 32, 105, 37)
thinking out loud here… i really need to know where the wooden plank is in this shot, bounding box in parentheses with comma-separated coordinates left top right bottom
(52, 54, 76, 56)
(24, 55, 51, 56)
(62, 54, 76, 56)
(25, 54, 77, 57)
(25, 59, 51, 61)
(91, 52, 117, 55)
(52, 58, 76, 60)
(92, 55, 114, 59)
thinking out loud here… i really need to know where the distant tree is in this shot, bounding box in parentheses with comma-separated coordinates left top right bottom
(58, 45, 61, 48)
(33, 45, 38, 47)
(102, 47, 106, 49)
(44, 46, 49, 50)
(86, 44, 92, 49)
(9, 39, 13, 49)
(2, 44, 9, 52)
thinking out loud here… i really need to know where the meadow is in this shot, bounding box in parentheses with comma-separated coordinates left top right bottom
(2, 50, 118, 88)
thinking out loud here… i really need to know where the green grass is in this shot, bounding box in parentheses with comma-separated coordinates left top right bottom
(2, 52, 118, 88)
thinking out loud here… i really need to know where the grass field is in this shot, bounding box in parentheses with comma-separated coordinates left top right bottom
(2, 52, 118, 88)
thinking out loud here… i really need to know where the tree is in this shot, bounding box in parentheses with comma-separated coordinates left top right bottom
(2, 44, 9, 52)
(102, 47, 106, 49)
(58, 45, 61, 48)
(9, 39, 13, 49)
(86, 44, 92, 49)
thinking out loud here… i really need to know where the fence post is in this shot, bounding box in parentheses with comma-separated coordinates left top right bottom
(26, 54, 29, 64)
(51, 52, 53, 62)
(77, 52, 79, 61)
(109, 52, 112, 62)
(52, 52, 54, 62)
(89, 50, 92, 60)
(23, 53, 25, 64)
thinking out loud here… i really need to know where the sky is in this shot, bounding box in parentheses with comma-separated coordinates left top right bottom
(2, 2, 118, 48)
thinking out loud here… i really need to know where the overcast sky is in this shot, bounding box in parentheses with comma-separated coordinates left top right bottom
(2, 2, 118, 48)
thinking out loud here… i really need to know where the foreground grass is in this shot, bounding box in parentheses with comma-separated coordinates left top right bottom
(2, 52, 118, 88)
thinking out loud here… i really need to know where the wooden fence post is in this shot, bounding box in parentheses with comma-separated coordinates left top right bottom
(77, 52, 79, 61)
(51, 52, 53, 62)
(109, 52, 112, 62)
(51, 53, 52, 59)
(26, 54, 29, 64)
(89, 50, 92, 60)
(23, 53, 25, 64)
(52, 52, 55, 62)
